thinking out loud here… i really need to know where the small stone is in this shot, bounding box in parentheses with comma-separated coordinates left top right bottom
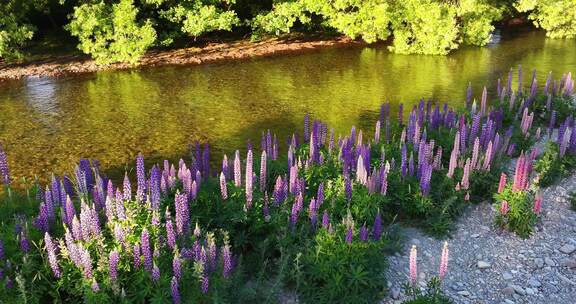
(511, 285, 525, 295)
(559, 244, 576, 254)
(504, 300, 515, 304)
(525, 288, 535, 295)
(545, 257, 556, 267)
(458, 290, 471, 297)
(477, 261, 491, 269)
(534, 258, 544, 268)
(528, 279, 541, 288)
(472, 233, 480, 238)
(391, 287, 401, 300)
(503, 272, 514, 280)
(502, 287, 515, 296)
(561, 259, 576, 268)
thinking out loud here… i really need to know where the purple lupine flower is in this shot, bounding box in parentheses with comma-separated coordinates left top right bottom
(91, 280, 99, 292)
(150, 166, 161, 210)
(20, 233, 30, 253)
(304, 114, 310, 143)
(141, 228, 153, 272)
(119, 175, 130, 205)
(80, 246, 93, 278)
(44, 232, 61, 278)
(401, 144, 408, 178)
(345, 178, 352, 202)
(152, 264, 160, 282)
(0, 240, 4, 260)
(114, 189, 126, 220)
(222, 240, 233, 279)
(136, 154, 146, 202)
(359, 225, 368, 242)
(372, 211, 382, 241)
(317, 182, 324, 207)
(109, 249, 119, 281)
(245, 149, 253, 208)
(166, 217, 176, 250)
(260, 151, 267, 192)
(207, 234, 217, 272)
(174, 192, 189, 235)
(345, 227, 353, 244)
(133, 243, 141, 269)
(322, 211, 330, 229)
(201, 273, 209, 294)
(220, 172, 227, 200)
(0, 144, 10, 187)
(173, 251, 182, 280)
(308, 199, 317, 228)
(171, 276, 180, 304)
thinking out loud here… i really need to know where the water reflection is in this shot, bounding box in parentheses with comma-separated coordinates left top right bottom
(0, 28, 574, 187)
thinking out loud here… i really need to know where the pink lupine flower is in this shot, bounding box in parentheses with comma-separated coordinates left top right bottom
(533, 193, 542, 214)
(220, 172, 227, 200)
(409, 245, 418, 286)
(439, 241, 449, 280)
(500, 200, 509, 215)
(498, 173, 507, 193)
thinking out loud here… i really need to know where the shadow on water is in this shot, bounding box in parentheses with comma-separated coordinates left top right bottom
(0, 27, 575, 188)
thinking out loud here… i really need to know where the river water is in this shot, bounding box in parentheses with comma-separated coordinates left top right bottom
(0, 27, 575, 186)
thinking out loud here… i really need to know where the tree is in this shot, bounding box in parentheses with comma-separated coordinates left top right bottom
(67, 0, 157, 64)
(515, 0, 576, 39)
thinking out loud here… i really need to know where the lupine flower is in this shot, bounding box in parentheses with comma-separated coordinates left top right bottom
(322, 211, 330, 229)
(20, 233, 30, 253)
(152, 264, 160, 282)
(260, 151, 267, 192)
(44, 232, 61, 278)
(359, 225, 368, 242)
(171, 276, 180, 304)
(345, 227, 353, 244)
(141, 229, 152, 272)
(0, 240, 4, 260)
(123, 173, 131, 201)
(91, 280, 99, 292)
(317, 182, 324, 207)
(0, 144, 10, 187)
(439, 241, 449, 280)
(345, 178, 352, 202)
(533, 193, 542, 214)
(136, 154, 146, 202)
(175, 192, 189, 235)
(109, 249, 119, 281)
(498, 173, 507, 193)
(409, 245, 418, 286)
(222, 239, 233, 279)
(245, 149, 253, 209)
(166, 217, 176, 250)
(233, 151, 241, 187)
(132, 243, 140, 268)
(201, 273, 209, 294)
(219, 172, 227, 200)
(173, 251, 182, 280)
(500, 200, 509, 215)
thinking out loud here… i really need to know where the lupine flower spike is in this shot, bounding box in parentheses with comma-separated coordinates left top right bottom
(409, 245, 418, 286)
(439, 241, 449, 280)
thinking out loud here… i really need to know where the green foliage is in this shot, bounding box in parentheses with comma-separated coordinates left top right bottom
(457, 0, 504, 46)
(388, 0, 459, 55)
(569, 191, 576, 211)
(493, 185, 538, 238)
(67, 0, 157, 64)
(515, 0, 576, 39)
(0, 0, 42, 60)
(403, 277, 453, 304)
(161, 0, 239, 39)
(251, 1, 311, 38)
(293, 228, 389, 304)
(535, 142, 576, 187)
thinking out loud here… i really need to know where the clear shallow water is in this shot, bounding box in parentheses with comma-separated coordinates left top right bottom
(0, 27, 575, 186)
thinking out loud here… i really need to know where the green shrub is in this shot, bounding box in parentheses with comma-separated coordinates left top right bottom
(403, 278, 453, 304)
(569, 191, 576, 211)
(457, 0, 504, 46)
(493, 185, 538, 238)
(67, 0, 157, 65)
(535, 142, 576, 187)
(0, 0, 39, 60)
(515, 0, 576, 39)
(293, 227, 390, 304)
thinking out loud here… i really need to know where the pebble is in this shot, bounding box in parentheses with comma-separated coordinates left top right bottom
(534, 258, 544, 268)
(503, 272, 513, 280)
(528, 279, 541, 288)
(502, 287, 515, 296)
(559, 244, 576, 254)
(545, 257, 556, 267)
(458, 291, 471, 297)
(511, 285, 525, 296)
(391, 287, 401, 300)
(477, 261, 492, 269)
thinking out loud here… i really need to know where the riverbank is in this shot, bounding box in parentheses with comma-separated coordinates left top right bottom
(0, 35, 362, 82)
